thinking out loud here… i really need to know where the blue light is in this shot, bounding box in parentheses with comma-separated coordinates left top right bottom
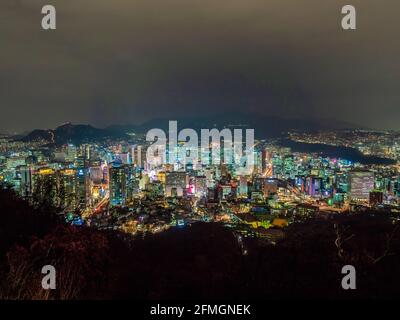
(72, 217, 84, 226)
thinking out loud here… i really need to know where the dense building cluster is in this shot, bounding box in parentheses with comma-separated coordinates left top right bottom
(1, 130, 399, 240)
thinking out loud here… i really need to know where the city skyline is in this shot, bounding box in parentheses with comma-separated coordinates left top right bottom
(2, 0, 400, 304)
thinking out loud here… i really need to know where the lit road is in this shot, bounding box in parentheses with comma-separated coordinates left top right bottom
(93, 191, 110, 214)
(82, 191, 110, 218)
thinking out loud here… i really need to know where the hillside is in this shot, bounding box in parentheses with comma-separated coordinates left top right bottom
(1, 188, 400, 299)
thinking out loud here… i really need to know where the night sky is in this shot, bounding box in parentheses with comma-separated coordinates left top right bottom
(0, 0, 399, 133)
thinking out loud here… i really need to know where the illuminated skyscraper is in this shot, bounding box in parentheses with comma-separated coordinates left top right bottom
(109, 162, 128, 207)
(238, 176, 248, 198)
(32, 167, 58, 207)
(77, 166, 90, 210)
(58, 169, 79, 211)
(194, 176, 207, 197)
(66, 144, 77, 162)
(165, 171, 187, 197)
(18, 165, 33, 199)
(305, 176, 322, 197)
(132, 145, 147, 169)
(89, 166, 104, 184)
(349, 170, 375, 202)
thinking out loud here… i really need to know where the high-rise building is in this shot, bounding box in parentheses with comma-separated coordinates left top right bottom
(194, 176, 207, 197)
(109, 163, 129, 207)
(89, 166, 104, 184)
(305, 176, 322, 197)
(238, 176, 248, 198)
(18, 165, 33, 199)
(77, 167, 90, 210)
(132, 145, 147, 169)
(58, 169, 79, 211)
(165, 171, 187, 197)
(66, 144, 77, 162)
(32, 167, 58, 207)
(349, 170, 375, 202)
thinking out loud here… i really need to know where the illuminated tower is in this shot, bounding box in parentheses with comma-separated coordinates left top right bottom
(109, 162, 129, 207)
(58, 169, 79, 211)
(165, 171, 187, 197)
(349, 170, 375, 202)
(18, 165, 34, 199)
(32, 168, 58, 207)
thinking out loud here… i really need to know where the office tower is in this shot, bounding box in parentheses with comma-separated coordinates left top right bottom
(195, 176, 207, 197)
(336, 172, 350, 193)
(66, 144, 77, 162)
(349, 170, 375, 202)
(238, 176, 248, 198)
(125, 165, 136, 203)
(165, 171, 187, 197)
(127, 177, 140, 202)
(132, 145, 147, 169)
(77, 167, 90, 210)
(32, 167, 58, 207)
(305, 176, 322, 197)
(18, 165, 33, 199)
(89, 166, 104, 184)
(58, 169, 79, 211)
(109, 163, 129, 207)
(253, 151, 262, 175)
(84, 144, 91, 161)
(283, 155, 295, 179)
(131, 145, 137, 166)
(272, 155, 283, 178)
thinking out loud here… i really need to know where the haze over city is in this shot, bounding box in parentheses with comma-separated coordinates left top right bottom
(1, 0, 399, 133)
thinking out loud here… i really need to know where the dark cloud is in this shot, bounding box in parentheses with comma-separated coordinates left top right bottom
(0, 0, 399, 133)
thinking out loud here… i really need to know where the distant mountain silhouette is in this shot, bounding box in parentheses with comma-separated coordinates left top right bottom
(20, 123, 128, 145)
(109, 113, 359, 138)
(19, 114, 359, 145)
